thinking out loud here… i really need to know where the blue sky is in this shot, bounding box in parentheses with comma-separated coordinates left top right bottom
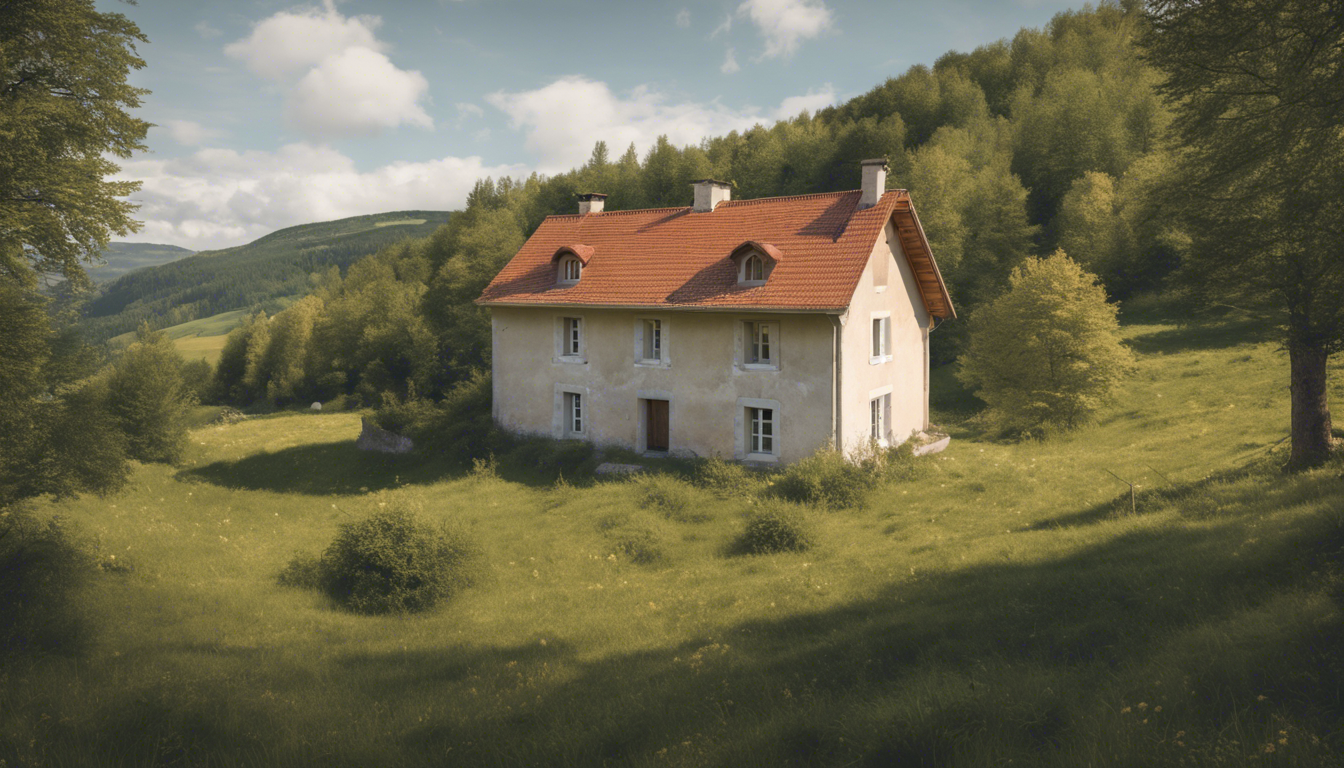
(103, 0, 1082, 251)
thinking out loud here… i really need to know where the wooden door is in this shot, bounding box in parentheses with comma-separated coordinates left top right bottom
(646, 399, 669, 452)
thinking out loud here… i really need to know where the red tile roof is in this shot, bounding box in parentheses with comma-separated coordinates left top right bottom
(477, 189, 954, 317)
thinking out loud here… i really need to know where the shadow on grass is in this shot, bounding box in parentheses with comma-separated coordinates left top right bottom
(178, 440, 460, 495)
(15, 467, 1344, 767)
(1125, 315, 1279, 356)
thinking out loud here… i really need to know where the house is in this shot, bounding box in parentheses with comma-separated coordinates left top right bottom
(475, 159, 954, 464)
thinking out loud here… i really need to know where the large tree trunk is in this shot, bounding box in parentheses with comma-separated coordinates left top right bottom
(1288, 339, 1333, 468)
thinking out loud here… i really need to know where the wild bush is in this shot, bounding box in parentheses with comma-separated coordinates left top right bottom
(376, 371, 511, 466)
(733, 502, 813, 555)
(314, 504, 478, 614)
(773, 445, 880, 510)
(638, 474, 709, 522)
(0, 507, 95, 658)
(694, 456, 760, 498)
(607, 520, 666, 564)
(277, 550, 324, 589)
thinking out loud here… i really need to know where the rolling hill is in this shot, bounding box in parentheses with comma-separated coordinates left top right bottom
(87, 242, 195, 283)
(81, 210, 452, 341)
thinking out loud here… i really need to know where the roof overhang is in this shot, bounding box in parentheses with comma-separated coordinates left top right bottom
(728, 240, 784, 263)
(890, 203, 955, 319)
(475, 299, 845, 315)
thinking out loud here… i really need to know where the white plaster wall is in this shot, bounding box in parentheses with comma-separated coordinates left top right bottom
(838, 221, 931, 451)
(490, 307, 836, 463)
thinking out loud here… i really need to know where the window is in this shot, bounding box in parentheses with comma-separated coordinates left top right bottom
(642, 319, 661, 362)
(563, 317, 582, 357)
(748, 407, 774, 455)
(871, 316, 891, 363)
(745, 254, 764, 281)
(566, 392, 583, 435)
(744, 321, 777, 368)
(870, 393, 892, 443)
(559, 256, 582, 283)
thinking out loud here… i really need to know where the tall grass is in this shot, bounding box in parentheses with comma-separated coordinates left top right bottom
(3, 312, 1342, 766)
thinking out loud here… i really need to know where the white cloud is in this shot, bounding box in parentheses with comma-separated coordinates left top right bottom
(194, 21, 221, 39)
(115, 144, 526, 251)
(487, 76, 835, 173)
(224, 2, 431, 138)
(776, 85, 836, 117)
(676, 8, 691, 28)
(455, 102, 485, 119)
(711, 14, 733, 37)
(721, 48, 740, 74)
(160, 119, 226, 147)
(737, 0, 834, 58)
(224, 2, 384, 81)
(287, 48, 432, 136)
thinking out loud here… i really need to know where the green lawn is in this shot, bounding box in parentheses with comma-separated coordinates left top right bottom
(5, 312, 1342, 766)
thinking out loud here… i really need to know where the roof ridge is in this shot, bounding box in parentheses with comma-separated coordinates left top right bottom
(720, 189, 860, 207)
(545, 206, 689, 221)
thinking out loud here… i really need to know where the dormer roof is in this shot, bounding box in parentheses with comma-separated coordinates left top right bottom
(477, 189, 954, 318)
(551, 244, 594, 265)
(729, 241, 784, 264)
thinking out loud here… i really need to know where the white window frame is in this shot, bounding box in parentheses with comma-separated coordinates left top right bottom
(739, 319, 779, 371)
(735, 397, 781, 462)
(870, 312, 892, 365)
(741, 254, 774, 286)
(553, 384, 590, 439)
(555, 315, 586, 364)
(634, 317, 669, 367)
(869, 390, 892, 445)
(558, 256, 582, 284)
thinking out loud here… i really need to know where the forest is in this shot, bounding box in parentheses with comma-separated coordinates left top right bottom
(207, 2, 1181, 422)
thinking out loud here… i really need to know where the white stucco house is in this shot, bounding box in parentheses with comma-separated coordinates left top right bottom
(475, 159, 955, 464)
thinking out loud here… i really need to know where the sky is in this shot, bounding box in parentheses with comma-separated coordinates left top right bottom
(102, 0, 1083, 252)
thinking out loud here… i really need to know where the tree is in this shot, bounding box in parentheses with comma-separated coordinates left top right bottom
(1143, 0, 1344, 467)
(0, 0, 150, 287)
(105, 325, 194, 463)
(958, 251, 1134, 434)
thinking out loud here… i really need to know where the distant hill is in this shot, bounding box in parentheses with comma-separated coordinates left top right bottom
(82, 210, 452, 341)
(88, 242, 195, 283)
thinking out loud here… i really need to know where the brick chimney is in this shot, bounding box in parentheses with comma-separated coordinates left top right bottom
(691, 179, 732, 213)
(859, 158, 888, 210)
(577, 192, 607, 215)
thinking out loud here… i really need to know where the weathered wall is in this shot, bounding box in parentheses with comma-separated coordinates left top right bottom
(490, 307, 835, 463)
(838, 220, 932, 450)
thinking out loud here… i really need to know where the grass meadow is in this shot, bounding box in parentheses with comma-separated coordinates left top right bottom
(3, 309, 1342, 766)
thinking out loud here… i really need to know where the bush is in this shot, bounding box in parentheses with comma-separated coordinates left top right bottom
(503, 436, 597, 481)
(0, 507, 95, 658)
(957, 251, 1135, 434)
(695, 456, 759, 498)
(105, 324, 196, 463)
(608, 521, 666, 564)
(377, 371, 509, 466)
(312, 504, 478, 614)
(638, 474, 709, 522)
(277, 550, 324, 589)
(733, 502, 813, 555)
(773, 445, 881, 510)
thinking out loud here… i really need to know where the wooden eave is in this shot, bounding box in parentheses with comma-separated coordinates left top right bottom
(891, 200, 955, 320)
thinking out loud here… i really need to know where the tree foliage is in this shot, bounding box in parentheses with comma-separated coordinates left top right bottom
(1143, 0, 1344, 466)
(105, 324, 195, 464)
(958, 252, 1134, 434)
(0, 0, 150, 287)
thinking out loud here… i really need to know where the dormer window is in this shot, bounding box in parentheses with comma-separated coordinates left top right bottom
(744, 254, 764, 282)
(560, 256, 582, 283)
(552, 244, 593, 286)
(730, 241, 782, 286)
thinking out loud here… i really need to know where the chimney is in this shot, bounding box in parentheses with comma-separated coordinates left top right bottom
(577, 192, 607, 215)
(691, 179, 732, 213)
(859, 158, 888, 210)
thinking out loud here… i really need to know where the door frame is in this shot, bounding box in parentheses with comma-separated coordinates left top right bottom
(635, 389, 673, 456)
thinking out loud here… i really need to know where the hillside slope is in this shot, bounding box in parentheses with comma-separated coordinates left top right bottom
(81, 210, 452, 340)
(87, 242, 195, 283)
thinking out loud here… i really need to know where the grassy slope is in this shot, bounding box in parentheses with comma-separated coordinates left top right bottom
(6, 312, 1342, 767)
(87, 242, 195, 283)
(108, 307, 273, 366)
(81, 211, 451, 341)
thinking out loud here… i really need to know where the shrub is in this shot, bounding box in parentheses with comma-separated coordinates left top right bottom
(376, 371, 510, 466)
(503, 436, 597, 481)
(733, 502, 813, 555)
(315, 505, 478, 614)
(607, 521, 666, 564)
(773, 445, 882, 510)
(105, 324, 196, 464)
(957, 251, 1135, 434)
(695, 456, 759, 498)
(0, 507, 95, 658)
(638, 474, 708, 522)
